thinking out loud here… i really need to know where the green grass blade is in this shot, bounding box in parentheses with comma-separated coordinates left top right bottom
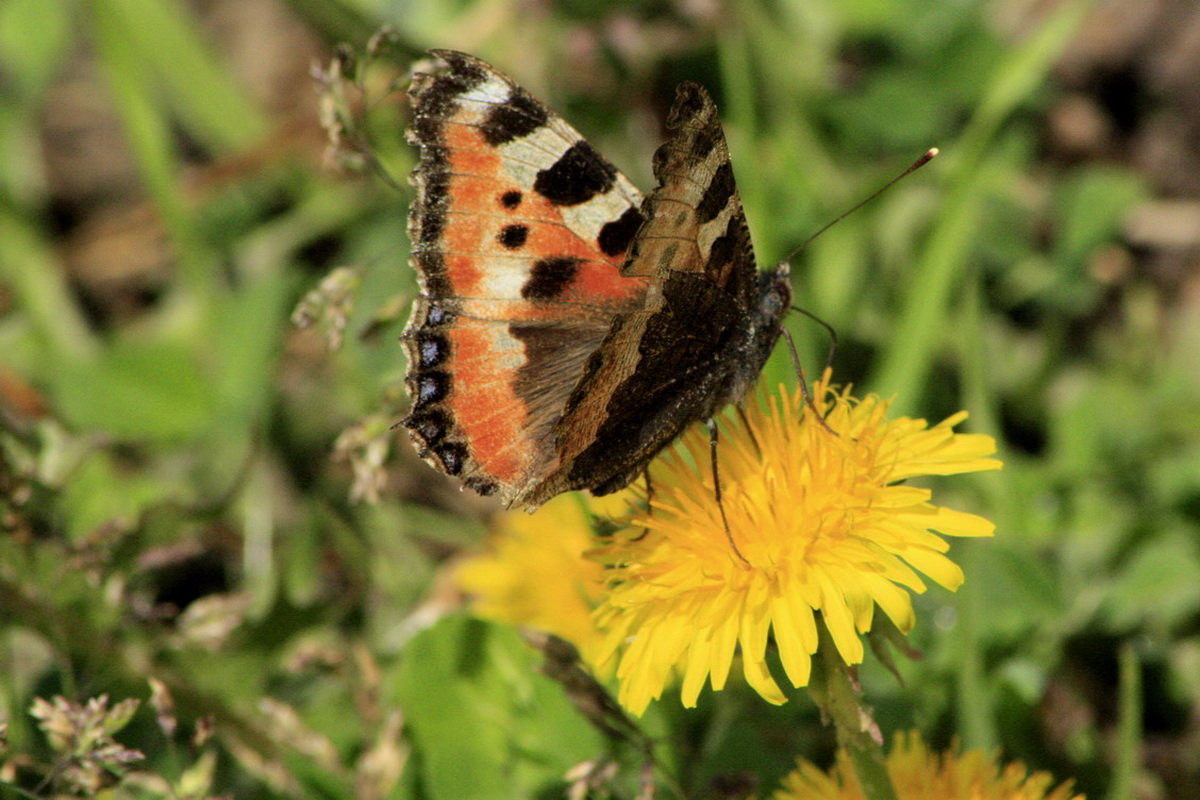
(100, 0, 266, 149)
(1107, 642, 1142, 800)
(0, 211, 97, 360)
(871, 0, 1095, 411)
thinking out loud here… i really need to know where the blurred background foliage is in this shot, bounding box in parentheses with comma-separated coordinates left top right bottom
(1, 0, 1199, 797)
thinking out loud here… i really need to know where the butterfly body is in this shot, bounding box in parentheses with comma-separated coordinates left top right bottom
(402, 50, 790, 508)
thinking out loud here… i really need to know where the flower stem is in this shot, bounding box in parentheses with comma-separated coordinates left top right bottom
(811, 622, 899, 800)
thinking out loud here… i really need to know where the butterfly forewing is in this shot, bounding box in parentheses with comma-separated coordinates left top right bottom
(402, 50, 649, 503)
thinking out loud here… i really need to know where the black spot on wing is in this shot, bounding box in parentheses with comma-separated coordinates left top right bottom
(696, 162, 735, 224)
(500, 190, 522, 208)
(480, 89, 549, 145)
(598, 207, 645, 257)
(703, 214, 757, 297)
(704, 224, 737, 275)
(534, 141, 617, 206)
(464, 476, 498, 496)
(667, 82, 708, 128)
(430, 51, 489, 93)
(522, 257, 582, 299)
(498, 224, 529, 249)
(410, 53, 488, 139)
(690, 126, 718, 163)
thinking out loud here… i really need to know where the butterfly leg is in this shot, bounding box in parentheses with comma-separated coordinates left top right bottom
(628, 468, 654, 543)
(706, 418, 748, 565)
(788, 304, 839, 377)
(780, 328, 838, 436)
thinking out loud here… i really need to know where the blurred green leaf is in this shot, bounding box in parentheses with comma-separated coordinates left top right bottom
(394, 614, 603, 800)
(965, 542, 1066, 644)
(211, 272, 294, 425)
(1054, 166, 1145, 270)
(1104, 533, 1200, 632)
(92, 0, 266, 150)
(0, 0, 73, 99)
(53, 339, 215, 441)
(57, 450, 165, 539)
(0, 211, 97, 360)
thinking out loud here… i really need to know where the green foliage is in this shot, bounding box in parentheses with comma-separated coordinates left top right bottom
(1, 0, 1195, 797)
(395, 616, 604, 800)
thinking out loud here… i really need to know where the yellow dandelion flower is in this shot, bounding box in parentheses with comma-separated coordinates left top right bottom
(772, 732, 1082, 800)
(456, 493, 622, 666)
(592, 374, 1001, 715)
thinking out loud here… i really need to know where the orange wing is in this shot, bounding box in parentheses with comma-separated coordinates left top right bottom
(402, 51, 649, 504)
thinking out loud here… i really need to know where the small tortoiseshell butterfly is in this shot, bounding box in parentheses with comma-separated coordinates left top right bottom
(402, 50, 791, 508)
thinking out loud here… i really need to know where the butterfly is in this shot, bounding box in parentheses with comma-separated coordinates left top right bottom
(402, 50, 790, 509)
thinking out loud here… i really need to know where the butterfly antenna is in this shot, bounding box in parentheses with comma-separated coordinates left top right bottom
(706, 418, 749, 566)
(776, 149, 936, 420)
(780, 147, 939, 266)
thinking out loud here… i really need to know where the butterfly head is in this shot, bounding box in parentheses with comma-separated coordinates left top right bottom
(757, 261, 792, 326)
(720, 263, 793, 406)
